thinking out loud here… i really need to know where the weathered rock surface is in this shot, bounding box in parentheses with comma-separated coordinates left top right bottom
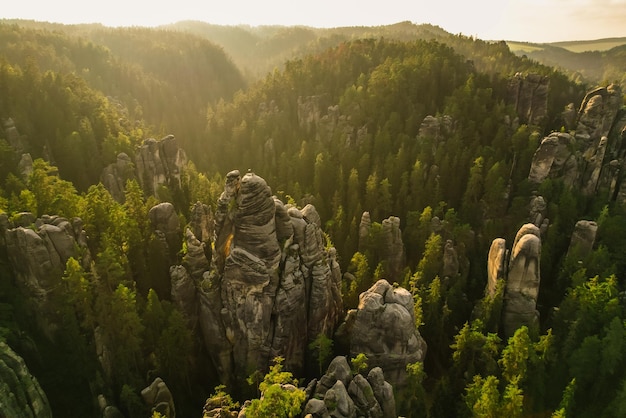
(100, 152, 135, 202)
(418, 114, 454, 140)
(135, 135, 188, 198)
(305, 356, 397, 418)
(18, 153, 33, 181)
(380, 216, 406, 281)
(528, 84, 626, 204)
(508, 72, 549, 126)
(528, 132, 578, 185)
(442, 239, 459, 279)
(171, 170, 343, 390)
(486, 238, 507, 298)
(337, 279, 426, 389)
(2, 214, 91, 337)
(141, 377, 175, 418)
(149, 202, 181, 262)
(567, 220, 598, 261)
(502, 224, 542, 338)
(0, 342, 52, 418)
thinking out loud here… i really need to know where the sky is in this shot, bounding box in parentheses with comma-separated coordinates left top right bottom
(3, 0, 626, 43)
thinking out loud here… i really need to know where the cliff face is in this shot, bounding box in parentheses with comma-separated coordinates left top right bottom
(337, 279, 427, 389)
(171, 170, 343, 389)
(0, 342, 52, 418)
(101, 135, 188, 201)
(529, 84, 626, 202)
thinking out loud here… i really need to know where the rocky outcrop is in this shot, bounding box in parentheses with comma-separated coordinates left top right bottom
(486, 238, 507, 298)
(170, 170, 343, 390)
(0, 342, 52, 418)
(304, 356, 397, 418)
(2, 214, 91, 337)
(141, 377, 175, 418)
(508, 73, 549, 126)
(380, 216, 406, 281)
(100, 153, 135, 202)
(149, 202, 181, 262)
(528, 84, 626, 203)
(18, 153, 33, 181)
(337, 279, 426, 389)
(501, 224, 542, 338)
(567, 220, 598, 261)
(442, 239, 459, 279)
(135, 135, 188, 198)
(528, 132, 578, 186)
(3, 117, 27, 153)
(418, 114, 454, 140)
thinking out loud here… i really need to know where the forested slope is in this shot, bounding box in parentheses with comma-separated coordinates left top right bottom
(0, 19, 625, 418)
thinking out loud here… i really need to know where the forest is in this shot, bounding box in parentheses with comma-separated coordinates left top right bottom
(0, 19, 625, 418)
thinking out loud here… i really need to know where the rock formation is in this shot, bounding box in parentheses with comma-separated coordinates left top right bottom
(528, 84, 626, 203)
(1, 214, 91, 337)
(169, 170, 343, 390)
(418, 114, 454, 140)
(496, 224, 542, 338)
(337, 279, 426, 389)
(135, 135, 188, 198)
(303, 355, 397, 418)
(0, 342, 52, 418)
(442, 239, 460, 279)
(528, 132, 578, 186)
(380, 216, 406, 281)
(141, 377, 176, 418)
(566, 220, 598, 262)
(508, 72, 549, 126)
(148, 202, 181, 262)
(486, 238, 507, 298)
(100, 152, 135, 202)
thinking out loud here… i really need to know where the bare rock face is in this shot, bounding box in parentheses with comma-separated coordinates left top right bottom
(149, 202, 181, 262)
(567, 220, 598, 261)
(135, 135, 188, 198)
(18, 153, 33, 181)
(508, 73, 549, 126)
(358, 211, 371, 252)
(305, 356, 397, 418)
(3, 215, 91, 337)
(576, 85, 622, 146)
(0, 342, 52, 418)
(141, 377, 175, 418)
(502, 224, 542, 338)
(100, 153, 135, 202)
(380, 216, 406, 282)
(441, 240, 459, 279)
(486, 238, 507, 298)
(529, 195, 547, 227)
(418, 114, 454, 140)
(338, 279, 426, 389)
(172, 170, 343, 390)
(528, 132, 578, 185)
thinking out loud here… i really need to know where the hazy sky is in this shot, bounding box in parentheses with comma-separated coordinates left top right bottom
(4, 0, 626, 43)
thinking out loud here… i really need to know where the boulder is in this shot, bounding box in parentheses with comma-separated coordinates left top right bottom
(141, 377, 175, 418)
(338, 279, 426, 388)
(567, 220, 598, 261)
(528, 132, 577, 186)
(0, 342, 52, 418)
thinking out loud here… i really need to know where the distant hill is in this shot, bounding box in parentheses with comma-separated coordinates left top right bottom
(507, 38, 626, 85)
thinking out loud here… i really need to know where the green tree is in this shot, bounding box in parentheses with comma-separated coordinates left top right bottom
(246, 357, 306, 418)
(309, 333, 334, 375)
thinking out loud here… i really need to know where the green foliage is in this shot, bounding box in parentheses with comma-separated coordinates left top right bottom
(246, 357, 306, 418)
(350, 353, 369, 374)
(308, 333, 334, 375)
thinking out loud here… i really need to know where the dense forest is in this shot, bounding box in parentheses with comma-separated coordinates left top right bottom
(0, 19, 625, 418)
